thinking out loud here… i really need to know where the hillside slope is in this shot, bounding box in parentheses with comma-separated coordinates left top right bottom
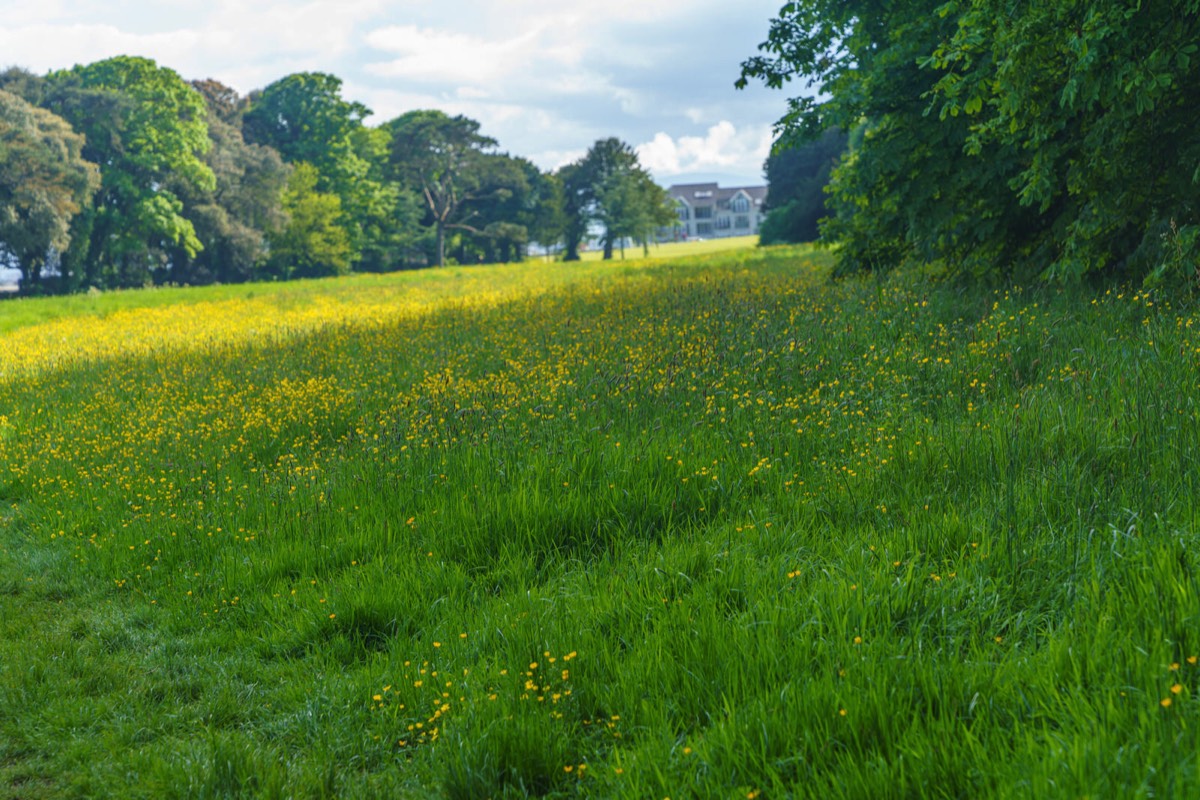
(2, 247, 1197, 798)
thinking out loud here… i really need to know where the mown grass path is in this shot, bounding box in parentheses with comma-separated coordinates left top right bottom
(1, 247, 1198, 798)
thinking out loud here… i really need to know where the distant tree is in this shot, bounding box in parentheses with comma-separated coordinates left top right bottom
(759, 127, 848, 245)
(444, 152, 531, 265)
(562, 138, 665, 260)
(0, 89, 100, 291)
(384, 110, 514, 267)
(243, 72, 379, 265)
(35, 83, 134, 290)
(190, 78, 248, 126)
(0, 67, 47, 105)
(524, 167, 567, 258)
(267, 163, 353, 279)
(640, 187, 679, 257)
(244, 73, 370, 172)
(44, 56, 215, 288)
(593, 169, 640, 259)
(347, 125, 425, 272)
(595, 168, 674, 258)
(557, 161, 590, 261)
(167, 82, 291, 284)
(454, 154, 571, 265)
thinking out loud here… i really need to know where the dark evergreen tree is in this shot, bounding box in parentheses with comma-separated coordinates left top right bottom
(759, 127, 848, 245)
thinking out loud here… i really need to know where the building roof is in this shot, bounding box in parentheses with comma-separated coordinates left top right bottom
(668, 182, 768, 206)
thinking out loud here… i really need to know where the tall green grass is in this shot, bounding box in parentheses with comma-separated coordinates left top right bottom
(1, 247, 1197, 798)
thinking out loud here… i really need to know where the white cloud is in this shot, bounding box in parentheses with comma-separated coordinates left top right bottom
(343, 81, 570, 135)
(638, 133, 684, 173)
(0, 0, 386, 91)
(535, 148, 589, 171)
(637, 121, 772, 180)
(0, 24, 203, 73)
(360, 17, 657, 115)
(3, 0, 68, 26)
(0, 0, 788, 183)
(364, 25, 553, 85)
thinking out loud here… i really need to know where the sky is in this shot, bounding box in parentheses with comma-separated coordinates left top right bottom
(0, 0, 793, 188)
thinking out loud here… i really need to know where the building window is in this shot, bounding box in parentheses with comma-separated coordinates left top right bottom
(732, 195, 750, 213)
(715, 216, 732, 230)
(676, 204, 689, 221)
(735, 215, 751, 229)
(694, 206, 713, 220)
(696, 222, 713, 236)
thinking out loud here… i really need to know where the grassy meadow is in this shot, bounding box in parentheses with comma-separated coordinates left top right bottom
(1, 244, 1198, 798)
(574, 236, 760, 262)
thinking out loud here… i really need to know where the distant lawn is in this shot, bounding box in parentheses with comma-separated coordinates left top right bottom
(0, 238, 765, 337)
(574, 234, 761, 261)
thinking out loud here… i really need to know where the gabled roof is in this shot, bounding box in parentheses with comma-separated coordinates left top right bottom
(667, 182, 768, 206)
(669, 183, 719, 204)
(732, 186, 769, 205)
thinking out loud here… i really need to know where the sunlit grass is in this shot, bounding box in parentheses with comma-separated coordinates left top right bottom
(1, 245, 1197, 798)
(0, 239, 764, 337)
(572, 234, 761, 261)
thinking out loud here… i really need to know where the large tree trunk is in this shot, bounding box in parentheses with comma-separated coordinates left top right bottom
(436, 220, 446, 267)
(603, 233, 614, 260)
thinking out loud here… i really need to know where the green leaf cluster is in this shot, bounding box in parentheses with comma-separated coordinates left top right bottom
(0, 59, 576, 296)
(9, 57, 217, 289)
(0, 89, 100, 288)
(0, 56, 644, 294)
(267, 163, 354, 279)
(759, 127, 848, 245)
(742, 0, 1200, 284)
(560, 138, 671, 261)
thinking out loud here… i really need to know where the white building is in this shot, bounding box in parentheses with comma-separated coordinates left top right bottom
(665, 183, 769, 240)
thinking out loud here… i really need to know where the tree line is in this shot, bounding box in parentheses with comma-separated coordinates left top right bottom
(757, 127, 847, 247)
(0, 57, 673, 294)
(741, 1, 1200, 286)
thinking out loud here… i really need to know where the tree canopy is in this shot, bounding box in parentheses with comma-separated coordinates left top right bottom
(384, 110, 508, 268)
(268, 163, 354, 279)
(243, 72, 369, 175)
(0, 57, 684, 294)
(167, 80, 291, 284)
(45, 56, 215, 288)
(561, 138, 670, 261)
(759, 127, 848, 246)
(0, 89, 100, 288)
(244, 72, 383, 267)
(741, 0, 1200, 284)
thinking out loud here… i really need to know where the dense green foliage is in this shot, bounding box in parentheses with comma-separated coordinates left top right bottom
(0, 58, 664, 293)
(758, 126, 848, 245)
(561, 138, 673, 261)
(243, 72, 396, 270)
(267, 163, 354, 279)
(167, 81, 291, 284)
(2, 246, 1199, 796)
(385, 110, 524, 268)
(51, 57, 216, 289)
(0, 90, 100, 287)
(741, 1, 1200, 284)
